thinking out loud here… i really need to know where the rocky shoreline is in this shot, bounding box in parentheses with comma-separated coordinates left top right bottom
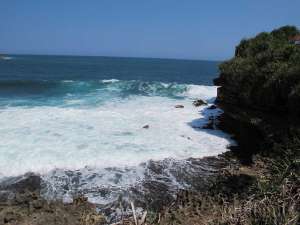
(1, 25, 299, 225)
(155, 25, 300, 224)
(0, 96, 232, 224)
(0, 152, 237, 224)
(0, 173, 106, 225)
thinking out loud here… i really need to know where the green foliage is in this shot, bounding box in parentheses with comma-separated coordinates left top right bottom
(219, 26, 300, 115)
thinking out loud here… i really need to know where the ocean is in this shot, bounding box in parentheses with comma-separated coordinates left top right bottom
(0, 55, 233, 205)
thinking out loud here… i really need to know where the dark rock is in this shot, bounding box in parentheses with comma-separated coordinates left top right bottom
(180, 134, 192, 140)
(0, 191, 11, 203)
(128, 157, 231, 214)
(3, 211, 21, 224)
(208, 105, 217, 110)
(0, 174, 106, 225)
(142, 124, 150, 129)
(193, 99, 207, 107)
(31, 199, 45, 209)
(175, 105, 184, 108)
(0, 191, 106, 225)
(0, 173, 41, 193)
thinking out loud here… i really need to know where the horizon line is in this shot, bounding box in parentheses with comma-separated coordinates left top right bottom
(1, 52, 225, 62)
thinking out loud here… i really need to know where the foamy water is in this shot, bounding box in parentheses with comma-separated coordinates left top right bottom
(0, 80, 233, 204)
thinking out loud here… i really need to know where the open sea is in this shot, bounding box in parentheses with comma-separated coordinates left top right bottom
(0, 55, 233, 206)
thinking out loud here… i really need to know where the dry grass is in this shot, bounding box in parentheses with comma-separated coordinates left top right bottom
(155, 181, 299, 225)
(111, 139, 300, 225)
(155, 140, 300, 225)
(211, 181, 300, 225)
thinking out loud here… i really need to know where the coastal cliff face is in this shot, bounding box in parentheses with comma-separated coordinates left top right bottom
(158, 26, 300, 225)
(0, 26, 299, 225)
(214, 26, 300, 162)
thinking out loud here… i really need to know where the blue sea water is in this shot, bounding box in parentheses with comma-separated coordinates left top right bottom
(0, 55, 233, 205)
(0, 55, 218, 106)
(0, 55, 218, 82)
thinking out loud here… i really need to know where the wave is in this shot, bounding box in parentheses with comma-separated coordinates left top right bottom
(0, 78, 232, 207)
(101, 79, 120, 83)
(1, 56, 13, 60)
(0, 94, 232, 205)
(0, 79, 217, 107)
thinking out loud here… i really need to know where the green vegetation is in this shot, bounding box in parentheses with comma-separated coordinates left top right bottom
(158, 26, 300, 225)
(218, 26, 300, 115)
(211, 25, 300, 225)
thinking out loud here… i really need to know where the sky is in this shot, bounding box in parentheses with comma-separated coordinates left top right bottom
(0, 1, 299, 60)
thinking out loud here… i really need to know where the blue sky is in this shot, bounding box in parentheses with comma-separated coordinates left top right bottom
(0, 1, 299, 60)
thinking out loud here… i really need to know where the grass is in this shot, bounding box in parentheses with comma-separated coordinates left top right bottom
(154, 138, 300, 225)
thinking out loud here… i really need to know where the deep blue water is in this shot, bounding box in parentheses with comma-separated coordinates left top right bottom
(0, 55, 219, 83)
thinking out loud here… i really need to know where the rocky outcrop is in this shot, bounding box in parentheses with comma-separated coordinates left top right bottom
(0, 173, 41, 193)
(0, 174, 106, 225)
(157, 26, 300, 225)
(214, 26, 300, 163)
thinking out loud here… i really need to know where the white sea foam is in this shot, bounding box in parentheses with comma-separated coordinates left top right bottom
(0, 84, 234, 204)
(1, 56, 13, 60)
(101, 79, 120, 83)
(184, 84, 218, 101)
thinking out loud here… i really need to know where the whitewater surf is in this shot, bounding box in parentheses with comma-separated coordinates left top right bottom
(0, 56, 234, 206)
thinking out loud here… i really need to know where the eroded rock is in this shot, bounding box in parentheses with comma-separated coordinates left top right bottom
(0, 175, 106, 225)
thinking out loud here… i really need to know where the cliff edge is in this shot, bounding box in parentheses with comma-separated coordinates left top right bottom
(214, 25, 300, 163)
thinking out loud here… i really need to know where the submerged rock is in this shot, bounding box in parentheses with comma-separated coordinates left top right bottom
(193, 99, 207, 107)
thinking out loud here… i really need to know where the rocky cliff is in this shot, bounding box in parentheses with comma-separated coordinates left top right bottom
(214, 25, 300, 163)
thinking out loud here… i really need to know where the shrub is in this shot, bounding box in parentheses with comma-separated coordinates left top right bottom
(218, 26, 300, 116)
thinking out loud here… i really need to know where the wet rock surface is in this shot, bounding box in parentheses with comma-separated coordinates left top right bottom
(193, 99, 207, 107)
(0, 156, 232, 224)
(0, 173, 41, 193)
(0, 174, 106, 225)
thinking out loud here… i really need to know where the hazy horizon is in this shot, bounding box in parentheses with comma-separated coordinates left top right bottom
(1, 53, 224, 62)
